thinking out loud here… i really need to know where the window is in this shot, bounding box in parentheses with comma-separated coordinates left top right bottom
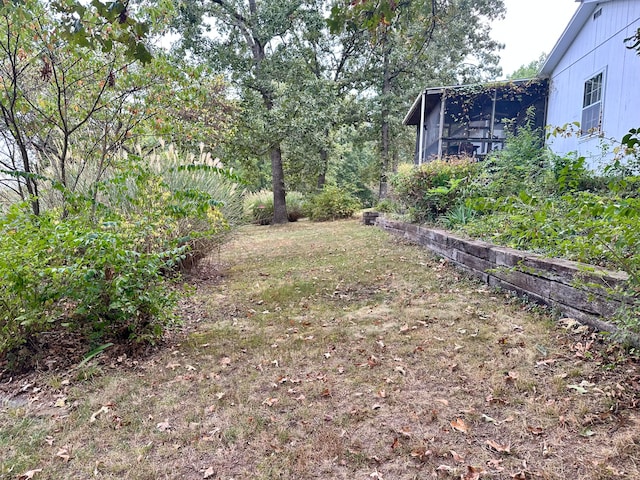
(582, 72, 603, 135)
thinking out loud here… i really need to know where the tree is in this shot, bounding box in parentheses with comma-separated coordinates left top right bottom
(0, 0, 236, 214)
(175, 0, 324, 224)
(0, 0, 153, 215)
(329, 0, 506, 198)
(507, 52, 547, 80)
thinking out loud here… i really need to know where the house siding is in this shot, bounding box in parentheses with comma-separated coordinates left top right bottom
(546, 0, 640, 169)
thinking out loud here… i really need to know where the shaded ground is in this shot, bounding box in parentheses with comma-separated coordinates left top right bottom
(1, 219, 639, 480)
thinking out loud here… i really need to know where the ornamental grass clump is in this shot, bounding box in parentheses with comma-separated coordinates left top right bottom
(244, 190, 306, 224)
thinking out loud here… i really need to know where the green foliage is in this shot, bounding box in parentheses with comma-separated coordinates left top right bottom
(507, 52, 547, 79)
(0, 150, 239, 360)
(391, 124, 640, 334)
(551, 154, 590, 192)
(244, 190, 306, 225)
(286, 192, 306, 222)
(479, 117, 551, 198)
(306, 186, 361, 222)
(441, 203, 476, 228)
(375, 198, 400, 213)
(245, 190, 274, 226)
(389, 158, 480, 223)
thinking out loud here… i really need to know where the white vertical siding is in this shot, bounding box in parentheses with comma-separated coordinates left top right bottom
(546, 0, 640, 169)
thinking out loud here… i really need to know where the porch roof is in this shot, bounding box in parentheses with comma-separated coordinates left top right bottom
(403, 78, 542, 126)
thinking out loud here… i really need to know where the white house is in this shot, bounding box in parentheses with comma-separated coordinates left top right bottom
(541, 0, 640, 168)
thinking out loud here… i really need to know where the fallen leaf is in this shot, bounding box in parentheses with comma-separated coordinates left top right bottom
(486, 439, 511, 454)
(166, 363, 181, 370)
(18, 470, 43, 480)
(89, 405, 110, 423)
(56, 447, 71, 462)
(526, 425, 544, 435)
(203, 466, 215, 478)
(486, 458, 504, 471)
(377, 389, 386, 398)
(450, 450, 465, 463)
(390, 437, 399, 450)
(567, 384, 588, 394)
(54, 398, 66, 408)
(156, 420, 171, 431)
(262, 397, 278, 407)
(44, 436, 54, 446)
(486, 394, 508, 405)
(435, 398, 449, 406)
(481, 414, 499, 425)
(410, 446, 432, 462)
(505, 371, 519, 383)
(436, 464, 456, 475)
(450, 418, 469, 434)
(512, 471, 533, 479)
(394, 366, 406, 375)
(462, 465, 487, 480)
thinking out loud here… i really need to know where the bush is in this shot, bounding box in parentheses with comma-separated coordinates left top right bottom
(306, 185, 361, 222)
(286, 191, 306, 222)
(244, 190, 274, 225)
(244, 190, 307, 224)
(389, 157, 480, 223)
(0, 150, 238, 360)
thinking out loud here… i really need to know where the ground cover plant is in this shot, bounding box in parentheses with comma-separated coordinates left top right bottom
(1, 220, 639, 479)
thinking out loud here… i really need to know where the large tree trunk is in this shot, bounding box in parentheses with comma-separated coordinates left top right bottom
(270, 143, 288, 224)
(317, 143, 329, 190)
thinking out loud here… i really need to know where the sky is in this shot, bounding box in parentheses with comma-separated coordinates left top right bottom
(491, 0, 580, 77)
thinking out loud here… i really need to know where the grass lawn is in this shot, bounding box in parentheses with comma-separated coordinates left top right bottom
(1, 219, 639, 479)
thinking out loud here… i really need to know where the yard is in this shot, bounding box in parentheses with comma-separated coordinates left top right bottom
(1, 219, 639, 480)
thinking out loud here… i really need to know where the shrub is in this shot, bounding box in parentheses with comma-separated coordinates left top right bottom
(389, 157, 480, 223)
(244, 190, 307, 224)
(376, 198, 400, 213)
(306, 185, 361, 222)
(244, 190, 274, 225)
(286, 191, 306, 222)
(0, 149, 239, 361)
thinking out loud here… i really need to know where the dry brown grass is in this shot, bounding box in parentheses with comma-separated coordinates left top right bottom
(1, 219, 639, 479)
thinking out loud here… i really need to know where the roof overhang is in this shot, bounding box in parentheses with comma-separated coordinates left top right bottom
(539, 1, 614, 77)
(403, 87, 445, 126)
(403, 79, 546, 126)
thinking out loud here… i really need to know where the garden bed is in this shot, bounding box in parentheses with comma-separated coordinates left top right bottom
(377, 217, 640, 348)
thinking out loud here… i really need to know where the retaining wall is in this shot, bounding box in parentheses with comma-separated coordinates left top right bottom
(376, 217, 636, 340)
